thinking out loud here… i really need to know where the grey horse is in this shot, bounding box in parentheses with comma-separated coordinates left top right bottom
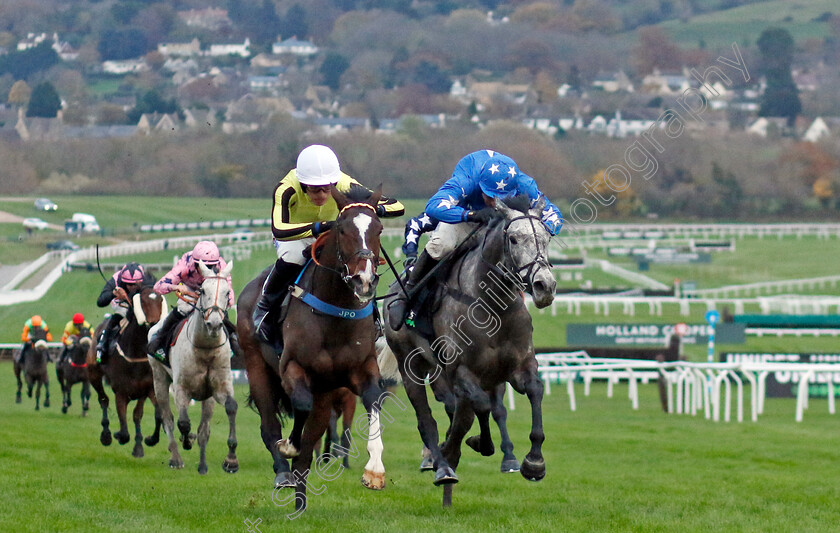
(383, 195, 556, 506)
(148, 261, 239, 475)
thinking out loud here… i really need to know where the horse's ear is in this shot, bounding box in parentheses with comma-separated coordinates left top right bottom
(495, 198, 513, 218)
(369, 184, 383, 208)
(220, 261, 233, 277)
(197, 260, 212, 278)
(530, 195, 547, 217)
(332, 185, 349, 210)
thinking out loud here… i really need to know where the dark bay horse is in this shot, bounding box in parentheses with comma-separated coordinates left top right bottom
(56, 325, 92, 415)
(87, 287, 165, 458)
(14, 331, 51, 410)
(238, 187, 389, 513)
(383, 196, 557, 506)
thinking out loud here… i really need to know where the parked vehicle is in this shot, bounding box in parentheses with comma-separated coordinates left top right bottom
(47, 240, 80, 251)
(23, 218, 50, 230)
(65, 213, 100, 233)
(34, 198, 58, 211)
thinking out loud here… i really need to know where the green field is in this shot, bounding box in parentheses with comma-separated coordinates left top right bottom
(3, 362, 840, 532)
(641, 0, 836, 48)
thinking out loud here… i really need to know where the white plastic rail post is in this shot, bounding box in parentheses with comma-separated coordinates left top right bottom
(567, 371, 577, 412)
(829, 379, 835, 415)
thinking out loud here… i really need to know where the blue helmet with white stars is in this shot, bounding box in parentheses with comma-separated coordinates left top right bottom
(478, 154, 518, 198)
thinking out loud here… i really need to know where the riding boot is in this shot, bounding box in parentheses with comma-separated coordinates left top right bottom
(223, 315, 243, 359)
(253, 259, 302, 346)
(388, 251, 439, 331)
(147, 308, 186, 360)
(96, 314, 120, 364)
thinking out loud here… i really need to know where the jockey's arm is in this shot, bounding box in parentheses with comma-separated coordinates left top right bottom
(21, 324, 30, 343)
(402, 212, 438, 257)
(424, 178, 470, 224)
(338, 176, 406, 218)
(61, 323, 74, 345)
(271, 179, 320, 241)
(517, 173, 564, 236)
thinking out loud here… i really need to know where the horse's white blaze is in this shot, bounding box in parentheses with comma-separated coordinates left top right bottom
(364, 409, 385, 474)
(352, 213, 375, 284)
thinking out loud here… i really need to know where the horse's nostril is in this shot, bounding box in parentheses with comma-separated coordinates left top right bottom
(533, 280, 547, 292)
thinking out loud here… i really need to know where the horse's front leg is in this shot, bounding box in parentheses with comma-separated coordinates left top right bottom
(89, 370, 111, 445)
(354, 359, 387, 491)
(131, 396, 146, 458)
(491, 383, 520, 473)
(247, 357, 292, 487)
(278, 359, 311, 458)
(81, 380, 91, 417)
(511, 364, 546, 482)
(399, 350, 458, 486)
(15, 366, 22, 403)
(196, 399, 215, 475)
(33, 379, 41, 410)
(175, 384, 195, 451)
(287, 393, 332, 517)
(213, 382, 239, 474)
(152, 364, 182, 469)
(113, 394, 131, 445)
(144, 390, 162, 446)
(42, 376, 50, 408)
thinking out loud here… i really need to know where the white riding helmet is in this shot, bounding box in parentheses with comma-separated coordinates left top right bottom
(296, 145, 341, 187)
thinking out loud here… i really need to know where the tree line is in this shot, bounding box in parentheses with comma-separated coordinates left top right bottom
(1, 118, 838, 219)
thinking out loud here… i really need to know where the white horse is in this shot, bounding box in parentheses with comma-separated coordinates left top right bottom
(149, 261, 239, 475)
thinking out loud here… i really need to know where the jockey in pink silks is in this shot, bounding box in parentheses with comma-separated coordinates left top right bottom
(146, 241, 240, 360)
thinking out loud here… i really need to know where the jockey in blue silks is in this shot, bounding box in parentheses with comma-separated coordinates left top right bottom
(390, 149, 563, 329)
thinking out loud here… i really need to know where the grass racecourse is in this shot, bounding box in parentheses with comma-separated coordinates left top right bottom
(4, 196, 840, 530)
(3, 365, 840, 533)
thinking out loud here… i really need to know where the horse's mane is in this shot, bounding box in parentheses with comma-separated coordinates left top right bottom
(501, 194, 532, 214)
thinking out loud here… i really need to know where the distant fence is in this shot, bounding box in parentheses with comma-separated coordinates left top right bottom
(683, 275, 840, 299)
(562, 223, 840, 239)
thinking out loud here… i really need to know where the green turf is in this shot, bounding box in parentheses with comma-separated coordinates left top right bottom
(2, 361, 840, 532)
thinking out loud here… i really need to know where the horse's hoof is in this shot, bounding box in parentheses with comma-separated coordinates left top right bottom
(115, 432, 130, 445)
(433, 466, 458, 486)
(223, 459, 239, 474)
(500, 458, 521, 473)
(100, 432, 112, 446)
(419, 455, 434, 472)
(144, 435, 160, 447)
(198, 464, 208, 475)
(44, 400, 50, 407)
(520, 456, 546, 482)
(274, 471, 295, 488)
(465, 435, 494, 457)
(35, 405, 39, 411)
(275, 439, 299, 458)
(61, 406, 68, 414)
(169, 459, 184, 469)
(132, 446, 144, 458)
(361, 470, 385, 490)
(182, 433, 196, 451)
(15, 395, 21, 404)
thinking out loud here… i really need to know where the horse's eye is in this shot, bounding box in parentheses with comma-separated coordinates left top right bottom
(510, 236, 519, 245)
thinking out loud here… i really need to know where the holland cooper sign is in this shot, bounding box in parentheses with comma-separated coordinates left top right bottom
(567, 323, 745, 346)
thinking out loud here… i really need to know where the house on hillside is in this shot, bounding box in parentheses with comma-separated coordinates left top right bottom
(802, 117, 840, 143)
(208, 38, 250, 58)
(137, 113, 179, 134)
(606, 110, 658, 138)
(158, 38, 201, 57)
(746, 117, 791, 138)
(272, 37, 318, 57)
(183, 108, 218, 130)
(15, 112, 64, 141)
(102, 59, 148, 75)
(641, 69, 692, 95)
(591, 71, 634, 93)
(466, 82, 534, 107)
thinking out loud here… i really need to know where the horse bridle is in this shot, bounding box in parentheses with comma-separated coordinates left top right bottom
(194, 274, 230, 324)
(331, 202, 383, 289)
(484, 214, 551, 293)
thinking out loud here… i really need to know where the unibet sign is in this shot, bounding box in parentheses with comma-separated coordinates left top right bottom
(566, 323, 745, 346)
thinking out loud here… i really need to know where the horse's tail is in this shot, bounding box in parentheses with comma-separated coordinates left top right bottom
(376, 336, 402, 385)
